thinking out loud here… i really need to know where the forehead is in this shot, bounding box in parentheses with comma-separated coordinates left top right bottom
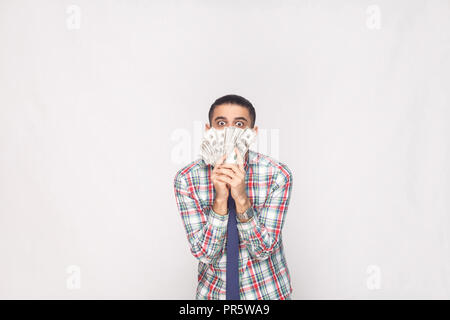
(212, 103, 250, 120)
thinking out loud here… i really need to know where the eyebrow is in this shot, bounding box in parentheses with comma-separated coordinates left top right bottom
(214, 116, 248, 122)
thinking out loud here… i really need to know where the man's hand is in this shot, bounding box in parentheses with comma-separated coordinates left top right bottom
(211, 154, 229, 215)
(215, 148, 251, 215)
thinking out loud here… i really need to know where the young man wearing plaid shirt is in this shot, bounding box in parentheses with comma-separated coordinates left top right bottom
(173, 94, 293, 300)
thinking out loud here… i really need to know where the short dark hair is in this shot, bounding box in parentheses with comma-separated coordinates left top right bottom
(209, 94, 256, 128)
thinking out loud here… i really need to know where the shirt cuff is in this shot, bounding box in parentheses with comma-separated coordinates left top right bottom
(208, 207, 229, 228)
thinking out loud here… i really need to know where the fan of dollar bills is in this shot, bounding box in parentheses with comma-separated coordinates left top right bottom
(199, 127, 257, 165)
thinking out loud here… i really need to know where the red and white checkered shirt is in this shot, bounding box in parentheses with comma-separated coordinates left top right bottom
(173, 149, 293, 300)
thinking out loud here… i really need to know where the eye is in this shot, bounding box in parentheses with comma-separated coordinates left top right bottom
(218, 120, 226, 126)
(235, 121, 244, 127)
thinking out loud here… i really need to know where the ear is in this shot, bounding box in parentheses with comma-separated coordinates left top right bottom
(205, 123, 211, 130)
(253, 125, 258, 134)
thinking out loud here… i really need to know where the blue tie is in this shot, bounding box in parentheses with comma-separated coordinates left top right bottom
(226, 193, 240, 300)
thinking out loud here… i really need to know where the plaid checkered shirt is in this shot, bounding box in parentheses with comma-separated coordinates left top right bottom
(173, 149, 293, 300)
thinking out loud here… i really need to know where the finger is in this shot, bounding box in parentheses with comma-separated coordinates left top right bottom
(213, 170, 231, 182)
(217, 164, 243, 178)
(234, 147, 245, 173)
(213, 154, 227, 172)
(216, 175, 233, 185)
(217, 154, 227, 166)
(212, 176, 228, 186)
(215, 169, 238, 181)
(217, 165, 240, 176)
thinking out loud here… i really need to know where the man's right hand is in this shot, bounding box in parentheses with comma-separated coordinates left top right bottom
(211, 154, 229, 215)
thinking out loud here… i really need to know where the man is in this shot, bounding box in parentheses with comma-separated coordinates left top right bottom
(173, 94, 293, 300)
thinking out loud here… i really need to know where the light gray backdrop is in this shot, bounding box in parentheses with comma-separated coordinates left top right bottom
(1, 0, 450, 299)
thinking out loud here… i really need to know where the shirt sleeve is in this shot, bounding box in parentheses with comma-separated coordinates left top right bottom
(236, 164, 293, 261)
(174, 172, 228, 265)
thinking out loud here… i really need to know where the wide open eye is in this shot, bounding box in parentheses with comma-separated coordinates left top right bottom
(235, 121, 244, 127)
(218, 120, 226, 126)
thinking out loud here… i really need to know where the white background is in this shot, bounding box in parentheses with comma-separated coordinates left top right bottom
(1, 0, 450, 299)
